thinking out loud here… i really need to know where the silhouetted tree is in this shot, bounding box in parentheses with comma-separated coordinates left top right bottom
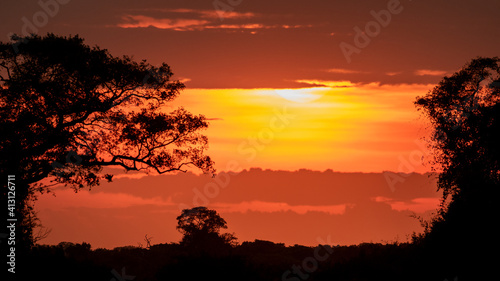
(0, 34, 215, 250)
(176, 207, 237, 253)
(416, 57, 500, 205)
(415, 57, 500, 276)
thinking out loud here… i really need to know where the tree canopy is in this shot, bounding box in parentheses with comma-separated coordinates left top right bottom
(416, 57, 500, 205)
(176, 207, 237, 250)
(0, 34, 215, 188)
(177, 207, 228, 236)
(415, 57, 500, 262)
(0, 34, 215, 247)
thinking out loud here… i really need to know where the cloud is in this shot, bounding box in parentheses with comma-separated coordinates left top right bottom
(373, 196, 440, 213)
(212, 200, 353, 215)
(118, 15, 209, 31)
(282, 24, 314, 29)
(117, 13, 309, 32)
(204, 23, 266, 29)
(385, 71, 402, 76)
(200, 10, 256, 20)
(112, 173, 156, 180)
(36, 171, 440, 248)
(295, 79, 356, 88)
(414, 69, 447, 76)
(116, 15, 268, 31)
(37, 189, 175, 210)
(327, 68, 369, 74)
(152, 8, 256, 20)
(178, 78, 192, 83)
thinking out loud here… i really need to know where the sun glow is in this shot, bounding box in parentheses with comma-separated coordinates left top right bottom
(273, 87, 328, 103)
(169, 83, 434, 172)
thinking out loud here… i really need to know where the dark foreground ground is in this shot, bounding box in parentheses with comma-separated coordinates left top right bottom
(16, 237, 495, 281)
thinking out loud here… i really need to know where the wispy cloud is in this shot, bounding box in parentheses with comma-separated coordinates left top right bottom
(212, 200, 353, 215)
(134, 8, 257, 20)
(37, 189, 174, 210)
(385, 71, 402, 76)
(117, 15, 265, 31)
(117, 10, 311, 32)
(204, 23, 266, 29)
(373, 196, 440, 213)
(117, 15, 308, 31)
(414, 69, 447, 76)
(327, 68, 369, 74)
(172, 8, 256, 20)
(178, 78, 192, 83)
(295, 79, 356, 88)
(112, 173, 158, 180)
(118, 15, 209, 31)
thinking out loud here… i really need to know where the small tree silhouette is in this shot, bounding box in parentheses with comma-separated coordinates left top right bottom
(176, 207, 237, 253)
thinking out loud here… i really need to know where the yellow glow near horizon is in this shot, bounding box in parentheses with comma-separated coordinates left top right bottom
(169, 83, 435, 173)
(273, 87, 331, 103)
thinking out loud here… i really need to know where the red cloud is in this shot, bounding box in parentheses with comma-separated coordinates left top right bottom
(118, 15, 209, 31)
(211, 200, 353, 215)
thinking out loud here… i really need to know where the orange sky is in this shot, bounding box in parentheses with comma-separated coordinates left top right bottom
(2, 0, 499, 248)
(36, 170, 441, 248)
(168, 82, 435, 173)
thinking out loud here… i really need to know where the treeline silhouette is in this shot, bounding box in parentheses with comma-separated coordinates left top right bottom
(20, 204, 487, 281)
(22, 238, 454, 281)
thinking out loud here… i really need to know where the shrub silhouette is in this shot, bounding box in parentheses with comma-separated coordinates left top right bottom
(176, 207, 237, 255)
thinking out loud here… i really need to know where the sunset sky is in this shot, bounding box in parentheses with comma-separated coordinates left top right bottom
(2, 0, 499, 248)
